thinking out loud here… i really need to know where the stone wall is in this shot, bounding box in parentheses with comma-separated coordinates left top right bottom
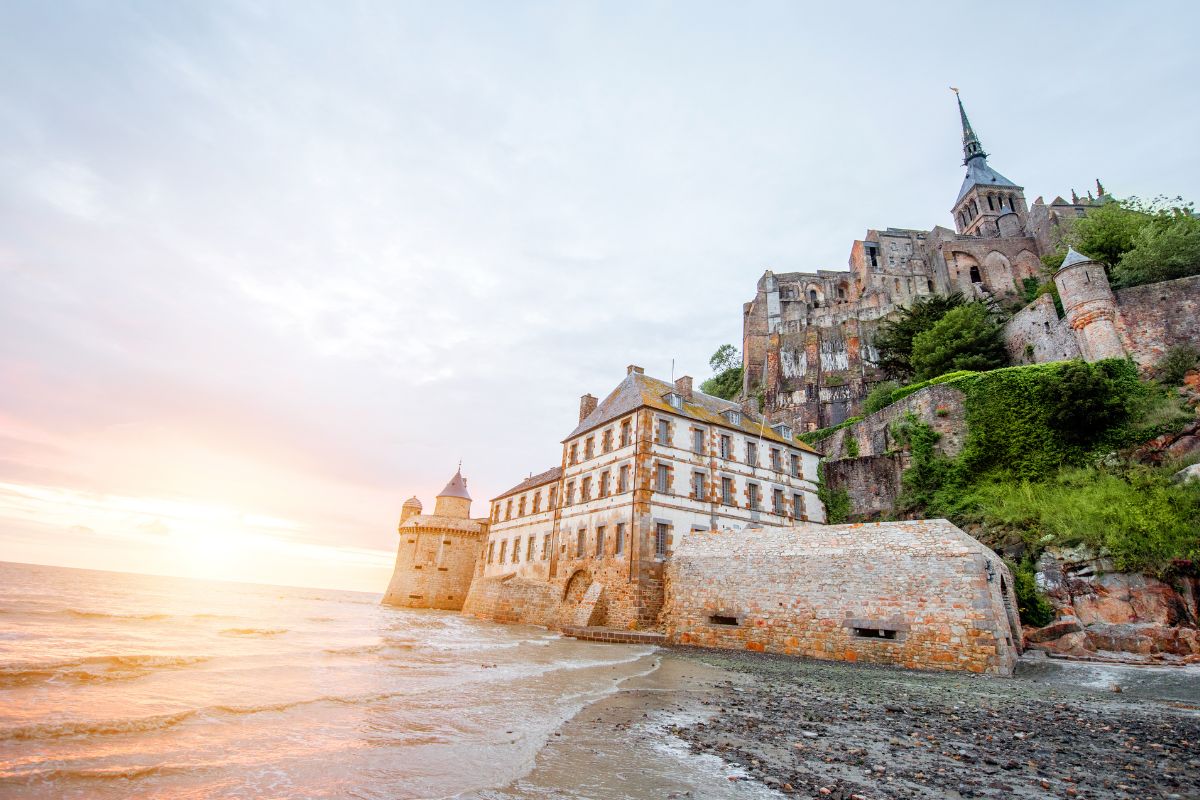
(382, 526, 483, 611)
(461, 572, 562, 627)
(1114, 274, 1200, 368)
(1002, 294, 1080, 365)
(817, 384, 967, 461)
(823, 454, 905, 521)
(663, 520, 1022, 675)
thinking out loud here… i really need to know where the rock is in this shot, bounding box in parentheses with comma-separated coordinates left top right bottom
(1174, 463, 1200, 485)
(1166, 435, 1200, 460)
(1025, 617, 1083, 644)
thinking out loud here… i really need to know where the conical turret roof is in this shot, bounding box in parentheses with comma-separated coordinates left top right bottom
(402, 495, 423, 508)
(437, 468, 471, 500)
(1060, 247, 1093, 269)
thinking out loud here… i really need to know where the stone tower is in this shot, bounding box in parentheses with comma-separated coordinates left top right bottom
(950, 92, 1027, 239)
(1053, 247, 1125, 362)
(381, 467, 486, 610)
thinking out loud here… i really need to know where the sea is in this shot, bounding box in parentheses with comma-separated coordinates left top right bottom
(0, 561, 773, 800)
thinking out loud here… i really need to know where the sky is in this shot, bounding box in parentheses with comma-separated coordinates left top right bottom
(1, 1, 1197, 592)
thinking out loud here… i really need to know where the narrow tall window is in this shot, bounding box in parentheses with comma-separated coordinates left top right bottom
(655, 523, 668, 558)
(506, 500, 513, 520)
(513, 537, 521, 563)
(576, 529, 586, 558)
(719, 435, 732, 460)
(565, 481, 575, 505)
(692, 472, 706, 500)
(599, 471, 611, 496)
(657, 418, 670, 444)
(615, 523, 625, 555)
(748, 483, 761, 510)
(793, 493, 804, 519)
(492, 505, 500, 523)
(789, 453, 800, 478)
(542, 533, 551, 559)
(620, 419, 632, 447)
(526, 536, 535, 561)
(532, 492, 541, 513)
(618, 464, 631, 493)
(580, 476, 591, 501)
(595, 526, 605, 557)
(569, 443, 578, 465)
(487, 542, 495, 564)
(770, 448, 781, 471)
(517, 496, 526, 516)
(585, 436, 595, 460)
(773, 488, 784, 514)
(602, 429, 612, 452)
(548, 486, 557, 509)
(746, 441, 758, 466)
(721, 477, 734, 505)
(692, 429, 705, 454)
(499, 540, 508, 563)
(655, 463, 670, 493)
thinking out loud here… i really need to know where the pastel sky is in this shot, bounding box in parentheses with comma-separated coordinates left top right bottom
(2, 1, 1197, 591)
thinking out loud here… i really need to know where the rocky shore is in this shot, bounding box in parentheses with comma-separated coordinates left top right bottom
(672, 648, 1200, 800)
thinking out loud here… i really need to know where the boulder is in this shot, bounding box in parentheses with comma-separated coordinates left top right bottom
(1024, 616, 1083, 644)
(1174, 463, 1200, 485)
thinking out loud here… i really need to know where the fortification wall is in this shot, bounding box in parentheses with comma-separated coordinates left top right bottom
(1002, 294, 1080, 365)
(823, 454, 906, 521)
(461, 573, 561, 626)
(382, 527, 482, 611)
(1114, 274, 1200, 367)
(818, 384, 967, 461)
(663, 520, 1022, 675)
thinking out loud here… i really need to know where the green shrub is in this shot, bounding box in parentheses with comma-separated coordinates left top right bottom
(911, 303, 1008, 381)
(1020, 276, 1041, 304)
(817, 462, 851, 524)
(700, 366, 743, 400)
(872, 293, 967, 380)
(845, 437, 860, 458)
(1159, 344, 1200, 386)
(799, 415, 863, 445)
(1007, 558, 1056, 627)
(863, 381, 900, 415)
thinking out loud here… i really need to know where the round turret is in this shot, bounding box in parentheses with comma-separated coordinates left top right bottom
(433, 467, 472, 519)
(399, 496, 423, 528)
(1053, 248, 1125, 362)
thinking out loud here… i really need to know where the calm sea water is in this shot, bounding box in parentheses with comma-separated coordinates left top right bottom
(0, 561, 755, 800)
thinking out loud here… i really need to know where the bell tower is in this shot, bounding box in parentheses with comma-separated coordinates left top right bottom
(950, 91, 1027, 238)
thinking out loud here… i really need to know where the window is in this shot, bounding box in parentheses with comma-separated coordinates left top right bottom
(789, 453, 800, 478)
(532, 492, 541, 513)
(666, 392, 683, 410)
(721, 477, 734, 505)
(724, 410, 742, 426)
(599, 470, 611, 497)
(584, 436, 595, 460)
(692, 472, 706, 500)
(618, 464, 631, 493)
(517, 496, 526, 516)
(615, 523, 625, 555)
(970, 265, 982, 284)
(526, 536, 535, 561)
(656, 418, 670, 444)
(773, 488, 784, 514)
(542, 533, 551, 559)
(746, 441, 758, 466)
(492, 504, 500, 523)
(793, 493, 805, 519)
(770, 448, 781, 471)
(505, 500, 513, 520)
(565, 481, 575, 505)
(655, 463, 670, 493)
(569, 443, 578, 465)
(548, 486, 557, 509)
(748, 483, 761, 510)
(655, 523, 668, 558)
(719, 435, 732, 460)
(576, 529, 586, 558)
(602, 429, 612, 452)
(487, 542, 495, 564)
(499, 540, 508, 563)
(596, 526, 605, 557)
(580, 476, 591, 501)
(512, 537, 520, 563)
(620, 419, 632, 447)
(692, 428, 705, 453)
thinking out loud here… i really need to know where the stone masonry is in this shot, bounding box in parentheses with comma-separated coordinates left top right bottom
(663, 520, 1023, 676)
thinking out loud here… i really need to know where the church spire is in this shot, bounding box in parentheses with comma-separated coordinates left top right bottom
(952, 88, 987, 165)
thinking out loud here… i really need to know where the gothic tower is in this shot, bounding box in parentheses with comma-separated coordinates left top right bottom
(1053, 247, 1125, 362)
(950, 92, 1028, 238)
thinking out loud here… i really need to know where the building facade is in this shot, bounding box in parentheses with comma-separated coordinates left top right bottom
(462, 365, 823, 630)
(743, 93, 1103, 431)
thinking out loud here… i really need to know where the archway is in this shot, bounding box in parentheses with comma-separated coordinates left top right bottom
(563, 569, 592, 604)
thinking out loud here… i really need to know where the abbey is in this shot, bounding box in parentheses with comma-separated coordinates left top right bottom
(742, 94, 1118, 431)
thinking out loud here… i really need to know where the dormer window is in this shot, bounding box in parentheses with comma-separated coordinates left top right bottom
(665, 392, 683, 410)
(723, 409, 742, 426)
(771, 423, 793, 440)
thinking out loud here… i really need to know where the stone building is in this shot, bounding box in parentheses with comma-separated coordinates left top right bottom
(381, 468, 487, 610)
(462, 365, 823, 630)
(664, 520, 1022, 675)
(743, 93, 1100, 431)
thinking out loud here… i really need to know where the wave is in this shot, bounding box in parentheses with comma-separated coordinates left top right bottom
(64, 609, 170, 621)
(219, 627, 287, 636)
(1, 709, 198, 741)
(2, 763, 192, 783)
(0, 655, 209, 688)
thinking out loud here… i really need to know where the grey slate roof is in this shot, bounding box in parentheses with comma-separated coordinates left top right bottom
(493, 466, 563, 502)
(1059, 247, 1093, 269)
(956, 158, 1018, 203)
(437, 469, 471, 500)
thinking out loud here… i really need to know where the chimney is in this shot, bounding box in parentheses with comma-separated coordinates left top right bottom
(579, 393, 598, 422)
(674, 375, 693, 400)
(627, 364, 644, 375)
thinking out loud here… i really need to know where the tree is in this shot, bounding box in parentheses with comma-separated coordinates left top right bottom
(1111, 212, 1200, 288)
(1071, 199, 1150, 270)
(910, 303, 1008, 381)
(700, 344, 744, 401)
(872, 293, 966, 380)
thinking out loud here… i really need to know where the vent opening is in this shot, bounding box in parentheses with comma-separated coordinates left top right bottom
(709, 614, 739, 626)
(853, 627, 897, 640)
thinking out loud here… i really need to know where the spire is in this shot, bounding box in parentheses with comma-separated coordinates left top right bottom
(952, 88, 987, 165)
(437, 467, 471, 501)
